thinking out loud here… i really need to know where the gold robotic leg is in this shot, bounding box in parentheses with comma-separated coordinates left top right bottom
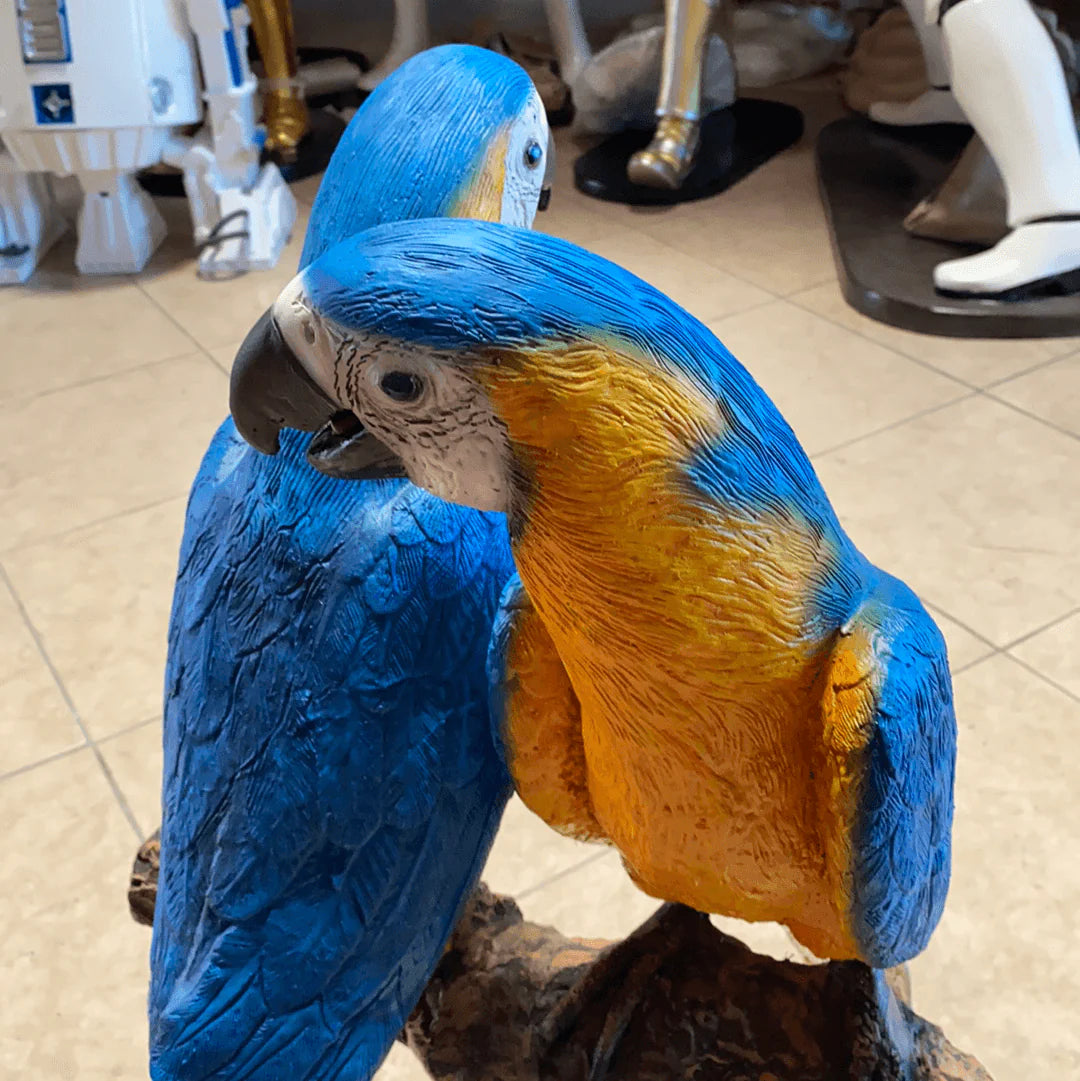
(245, 0, 309, 162)
(627, 0, 724, 190)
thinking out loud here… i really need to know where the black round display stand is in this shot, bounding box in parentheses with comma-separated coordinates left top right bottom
(573, 99, 804, 206)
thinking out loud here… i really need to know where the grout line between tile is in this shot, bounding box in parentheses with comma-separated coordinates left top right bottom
(921, 601, 999, 652)
(921, 601, 1003, 657)
(627, 222, 789, 302)
(0, 562, 144, 837)
(981, 389, 1080, 444)
(1, 346, 211, 409)
(1000, 605, 1080, 653)
(516, 847, 610, 901)
(926, 602, 1080, 681)
(782, 274, 836, 299)
(0, 741, 89, 784)
(96, 714, 162, 746)
(204, 346, 231, 377)
(980, 348, 1078, 392)
(1002, 652, 1080, 706)
(136, 278, 210, 355)
(0, 492, 187, 558)
(609, 225, 789, 306)
(785, 292, 982, 394)
(950, 653, 996, 678)
(813, 391, 978, 460)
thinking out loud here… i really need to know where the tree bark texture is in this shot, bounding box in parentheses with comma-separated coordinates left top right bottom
(128, 834, 992, 1081)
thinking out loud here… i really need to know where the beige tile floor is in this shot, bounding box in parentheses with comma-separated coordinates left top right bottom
(3, 102, 1080, 1081)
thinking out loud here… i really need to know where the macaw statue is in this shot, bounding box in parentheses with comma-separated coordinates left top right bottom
(230, 218, 958, 972)
(150, 47, 553, 1081)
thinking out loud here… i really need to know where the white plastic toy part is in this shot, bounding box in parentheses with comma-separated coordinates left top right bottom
(0, 0, 295, 283)
(358, 0, 431, 90)
(934, 0, 1080, 295)
(0, 144, 66, 284)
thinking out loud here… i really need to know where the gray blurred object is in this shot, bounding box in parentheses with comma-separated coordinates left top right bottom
(733, 2, 853, 89)
(570, 24, 736, 135)
(571, 2, 851, 134)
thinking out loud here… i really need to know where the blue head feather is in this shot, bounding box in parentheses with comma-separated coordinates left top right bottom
(300, 44, 537, 268)
(302, 218, 849, 559)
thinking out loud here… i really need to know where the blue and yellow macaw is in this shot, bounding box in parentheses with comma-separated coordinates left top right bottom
(231, 218, 958, 970)
(150, 47, 552, 1081)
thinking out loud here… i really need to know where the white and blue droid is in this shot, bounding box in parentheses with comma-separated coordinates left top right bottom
(0, 0, 296, 283)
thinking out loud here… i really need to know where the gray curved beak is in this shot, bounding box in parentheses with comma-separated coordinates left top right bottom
(229, 307, 339, 454)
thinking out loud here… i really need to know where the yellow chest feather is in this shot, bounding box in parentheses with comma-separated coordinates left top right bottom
(478, 345, 853, 949)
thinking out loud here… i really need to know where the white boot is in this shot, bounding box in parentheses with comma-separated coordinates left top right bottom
(0, 162, 67, 285)
(934, 0, 1080, 296)
(869, 0, 967, 126)
(74, 169, 166, 276)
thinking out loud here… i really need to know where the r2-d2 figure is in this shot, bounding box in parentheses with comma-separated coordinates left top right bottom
(0, 0, 296, 283)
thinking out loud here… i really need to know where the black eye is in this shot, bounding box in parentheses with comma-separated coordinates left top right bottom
(523, 140, 543, 169)
(379, 371, 423, 402)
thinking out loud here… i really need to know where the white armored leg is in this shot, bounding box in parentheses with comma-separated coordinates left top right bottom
(358, 0, 431, 90)
(0, 153, 66, 285)
(868, 0, 967, 126)
(73, 169, 166, 275)
(542, 0, 592, 86)
(934, 0, 1080, 296)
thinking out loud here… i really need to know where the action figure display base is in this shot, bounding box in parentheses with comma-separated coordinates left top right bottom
(817, 115, 1080, 339)
(573, 99, 804, 206)
(273, 107, 349, 185)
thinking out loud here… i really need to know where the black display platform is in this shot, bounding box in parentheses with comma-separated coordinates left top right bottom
(817, 115, 1080, 339)
(273, 106, 348, 184)
(138, 107, 347, 199)
(573, 99, 804, 206)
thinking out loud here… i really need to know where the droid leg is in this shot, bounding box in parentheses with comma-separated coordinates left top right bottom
(933, 0, 1080, 296)
(245, 0, 308, 161)
(176, 0, 296, 277)
(0, 149, 66, 285)
(358, 0, 431, 90)
(73, 170, 167, 275)
(541, 0, 592, 87)
(868, 0, 967, 126)
(627, 0, 721, 190)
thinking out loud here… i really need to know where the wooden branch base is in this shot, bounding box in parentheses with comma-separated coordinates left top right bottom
(129, 835, 992, 1081)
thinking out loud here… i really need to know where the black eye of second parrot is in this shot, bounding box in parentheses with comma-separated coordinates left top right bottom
(380, 371, 423, 402)
(524, 140, 543, 169)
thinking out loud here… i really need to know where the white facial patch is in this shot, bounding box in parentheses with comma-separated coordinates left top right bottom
(361, 356, 513, 513)
(272, 278, 514, 512)
(501, 86, 550, 229)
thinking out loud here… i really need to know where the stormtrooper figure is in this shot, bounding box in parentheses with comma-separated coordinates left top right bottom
(0, 0, 296, 284)
(872, 0, 1080, 298)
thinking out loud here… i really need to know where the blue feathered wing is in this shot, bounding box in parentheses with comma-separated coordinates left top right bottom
(828, 574, 957, 967)
(149, 422, 515, 1080)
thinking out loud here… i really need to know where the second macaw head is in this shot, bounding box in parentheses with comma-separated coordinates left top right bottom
(229, 218, 822, 531)
(232, 45, 555, 467)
